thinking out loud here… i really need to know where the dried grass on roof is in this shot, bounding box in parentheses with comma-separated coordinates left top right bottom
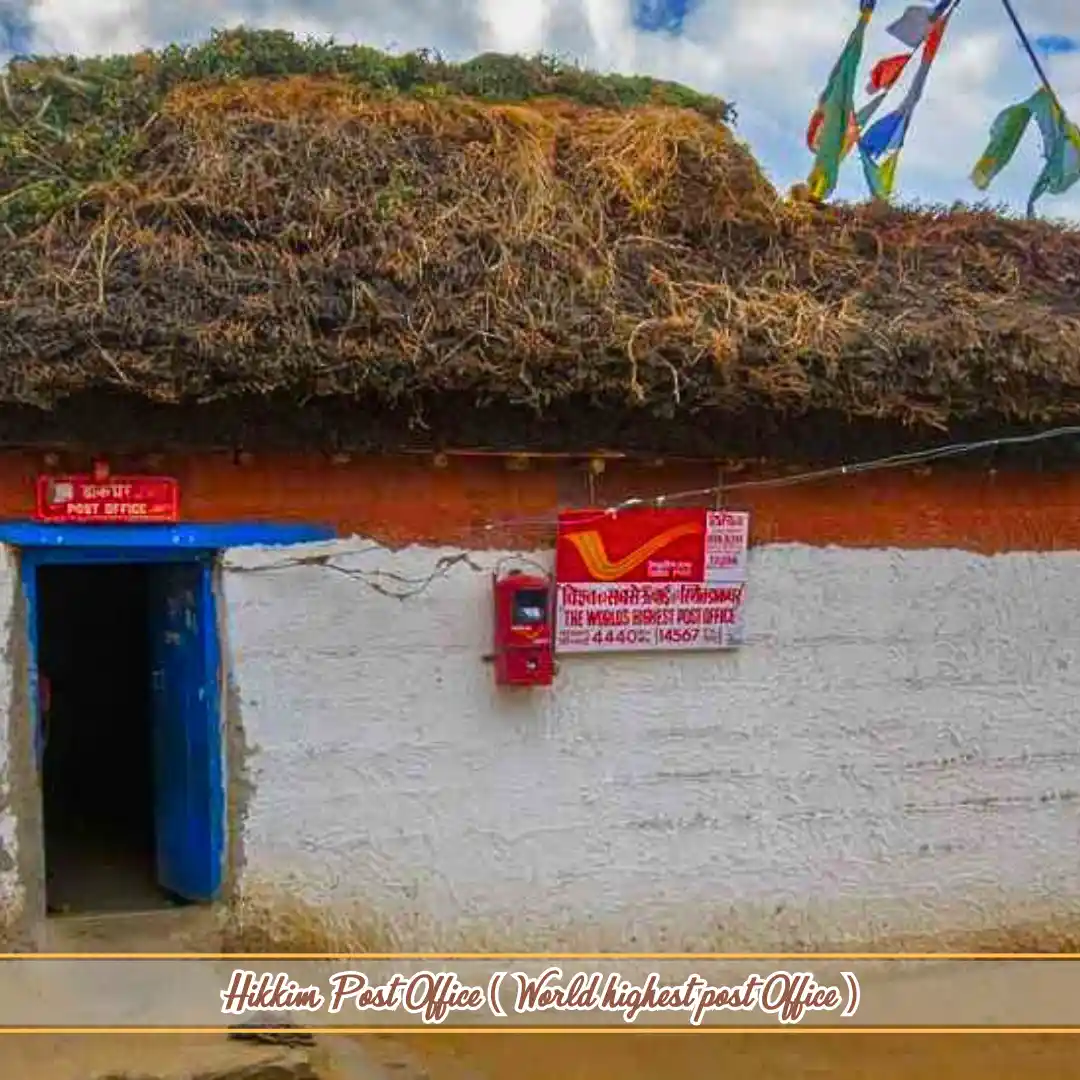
(2, 30, 1080, 450)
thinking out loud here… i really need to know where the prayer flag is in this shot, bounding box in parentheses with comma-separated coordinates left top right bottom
(867, 53, 911, 93)
(859, 8, 952, 198)
(806, 0, 878, 200)
(1027, 90, 1080, 216)
(971, 87, 1080, 216)
(886, 4, 935, 48)
(971, 94, 1037, 190)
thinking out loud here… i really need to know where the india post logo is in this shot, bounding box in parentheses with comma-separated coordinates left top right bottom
(561, 520, 702, 582)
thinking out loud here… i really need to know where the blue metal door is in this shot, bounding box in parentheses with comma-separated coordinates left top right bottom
(148, 558, 224, 901)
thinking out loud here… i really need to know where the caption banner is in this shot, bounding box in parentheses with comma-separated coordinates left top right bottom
(0, 958, 1077, 1028)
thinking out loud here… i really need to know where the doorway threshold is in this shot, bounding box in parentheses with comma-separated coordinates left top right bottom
(44, 906, 222, 954)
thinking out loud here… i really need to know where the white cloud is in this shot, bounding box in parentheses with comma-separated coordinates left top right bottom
(477, 0, 546, 54)
(5, 0, 1080, 220)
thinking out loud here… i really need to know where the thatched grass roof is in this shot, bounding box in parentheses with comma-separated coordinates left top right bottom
(3, 29, 1080, 459)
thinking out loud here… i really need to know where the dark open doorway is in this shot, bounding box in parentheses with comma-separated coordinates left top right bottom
(9, 521, 327, 926)
(36, 563, 179, 914)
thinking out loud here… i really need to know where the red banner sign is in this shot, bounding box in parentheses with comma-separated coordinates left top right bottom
(34, 475, 180, 524)
(555, 507, 750, 653)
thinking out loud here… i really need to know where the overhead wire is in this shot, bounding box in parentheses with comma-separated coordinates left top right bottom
(227, 421, 1080, 599)
(477, 421, 1080, 531)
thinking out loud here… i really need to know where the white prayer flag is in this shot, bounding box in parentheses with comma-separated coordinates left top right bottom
(887, 5, 933, 48)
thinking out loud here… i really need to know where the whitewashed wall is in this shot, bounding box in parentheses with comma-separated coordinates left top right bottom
(0, 548, 22, 913)
(223, 540, 1080, 949)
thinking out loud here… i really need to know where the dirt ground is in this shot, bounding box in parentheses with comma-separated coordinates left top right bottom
(4, 1030, 1078, 1080)
(383, 1032, 1080, 1080)
(383, 950, 1080, 1078)
(15, 1032, 1077, 1080)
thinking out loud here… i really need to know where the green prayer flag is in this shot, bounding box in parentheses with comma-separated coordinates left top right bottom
(807, 5, 876, 201)
(971, 93, 1039, 191)
(1027, 91, 1080, 216)
(971, 86, 1080, 217)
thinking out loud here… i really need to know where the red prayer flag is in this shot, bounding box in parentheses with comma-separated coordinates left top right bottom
(922, 15, 947, 61)
(867, 53, 910, 93)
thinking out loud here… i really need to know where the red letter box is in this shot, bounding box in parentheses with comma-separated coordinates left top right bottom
(492, 571, 555, 687)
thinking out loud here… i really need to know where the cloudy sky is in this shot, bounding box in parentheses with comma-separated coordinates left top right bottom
(1, 0, 1078, 220)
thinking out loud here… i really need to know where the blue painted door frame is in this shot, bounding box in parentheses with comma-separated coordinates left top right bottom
(12, 520, 333, 906)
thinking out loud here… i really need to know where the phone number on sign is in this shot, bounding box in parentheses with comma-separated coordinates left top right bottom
(557, 627, 725, 648)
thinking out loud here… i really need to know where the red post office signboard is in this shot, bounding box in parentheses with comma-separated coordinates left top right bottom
(555, 507, 750, 654)
(34, 475, 180, 524)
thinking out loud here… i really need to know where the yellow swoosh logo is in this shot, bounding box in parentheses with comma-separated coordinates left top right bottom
(563, 522, 702, 582)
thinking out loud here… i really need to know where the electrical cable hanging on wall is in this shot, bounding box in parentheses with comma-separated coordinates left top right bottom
(229, 420, 1080, 601)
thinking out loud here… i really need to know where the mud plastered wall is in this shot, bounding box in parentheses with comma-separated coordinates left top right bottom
(0, 548, 21, 913)
(222, 538, 1080, 950)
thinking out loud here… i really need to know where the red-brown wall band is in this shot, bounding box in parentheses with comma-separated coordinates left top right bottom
(4, 450, 1077, 554)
